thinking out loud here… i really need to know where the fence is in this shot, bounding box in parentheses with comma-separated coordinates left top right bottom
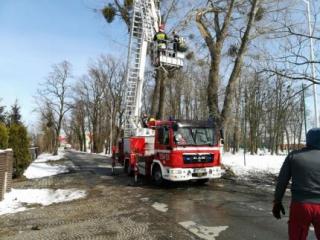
(29, 147, 39, 161)
(0, 150, 13, 201)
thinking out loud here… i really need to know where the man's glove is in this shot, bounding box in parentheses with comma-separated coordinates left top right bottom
(272, 201, 285, 219)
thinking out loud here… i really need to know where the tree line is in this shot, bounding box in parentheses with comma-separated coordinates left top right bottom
(35, 0, 319, 155)
(34, 55, 309, 156)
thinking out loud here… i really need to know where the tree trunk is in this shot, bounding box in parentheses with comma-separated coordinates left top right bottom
(207, 59, 222, 125)
(54, 127, 60, 155)
(82, 124, 86, 152)
(151, 69, 161, 117)
(157, 70, 166, 119)
(220, 0, 259, 127)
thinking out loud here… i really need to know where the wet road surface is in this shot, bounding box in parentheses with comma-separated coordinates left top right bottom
(66, 151, 317, 240)
(0, 150, 317, 240)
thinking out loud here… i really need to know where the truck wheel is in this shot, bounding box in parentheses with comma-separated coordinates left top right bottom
(127, 164, 134, 176)
(124, 159, 134, 176)
(152, 165, 163, 186)
(196, 179, 209, 185)
(124, 159, 128, 174)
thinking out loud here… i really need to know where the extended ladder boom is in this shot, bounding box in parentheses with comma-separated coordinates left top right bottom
(123, 0, 159, 137)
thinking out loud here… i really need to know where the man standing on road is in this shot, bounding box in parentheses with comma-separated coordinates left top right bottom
(273, 128, 320, 240)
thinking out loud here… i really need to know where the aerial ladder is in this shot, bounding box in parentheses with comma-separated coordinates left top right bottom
(122, 0, 184, 138)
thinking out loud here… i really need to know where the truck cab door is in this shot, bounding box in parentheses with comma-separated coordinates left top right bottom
(155, 126, 171, 162)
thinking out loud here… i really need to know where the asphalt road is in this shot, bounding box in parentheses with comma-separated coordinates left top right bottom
(0, 150, 317, 240)
(65, 151, 316, 240)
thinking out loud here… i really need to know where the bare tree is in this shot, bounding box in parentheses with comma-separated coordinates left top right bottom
(70, 56, 126, 153)
(35, 61, 72, 155)
(100, 56, 126, 152)
(195, 0, 260, 128)
(78, 73, 105, 153)
(65, 99, 87, 152)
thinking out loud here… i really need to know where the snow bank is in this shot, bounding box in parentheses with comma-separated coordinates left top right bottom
(23, 151, 69, 179)
(0, 188, 86, 215)
(24, 163, 69, 179)
(34, 152, 65, 163)
(221, 151, 286, 178)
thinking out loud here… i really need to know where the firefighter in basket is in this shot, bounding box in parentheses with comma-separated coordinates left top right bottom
(172, 31, 187, 55)
(153, 24, 168, 62)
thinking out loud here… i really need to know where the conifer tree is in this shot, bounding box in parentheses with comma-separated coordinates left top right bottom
(0, 123, 8, 149)
(9, 100, 22, 125)
(8, 124, 30, 177)
(0, 99, 6, 124)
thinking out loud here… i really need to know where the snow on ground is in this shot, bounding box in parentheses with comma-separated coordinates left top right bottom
(179, 221, 228, 240)
(152, 202, 168, 213)
(221, 150, 286, 179)
(0, 150, 85, 215)
(34, 152, 65, 163)
(23, 151, 69, 179)
(24, 163, 69, 179)
(0, 188, 87, 215)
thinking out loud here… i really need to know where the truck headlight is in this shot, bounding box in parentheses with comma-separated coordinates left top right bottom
(170, 169, 182, 174)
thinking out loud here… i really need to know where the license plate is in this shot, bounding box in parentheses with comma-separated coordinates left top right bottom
(194, 168, 206, 173)
(193, 172, 207, 177)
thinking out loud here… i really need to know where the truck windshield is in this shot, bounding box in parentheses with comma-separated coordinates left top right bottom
(174, 127, 217, 146)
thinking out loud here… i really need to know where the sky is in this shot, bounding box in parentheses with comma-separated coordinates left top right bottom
(0, 0, 128, 129)
(0, 0, 319, 131)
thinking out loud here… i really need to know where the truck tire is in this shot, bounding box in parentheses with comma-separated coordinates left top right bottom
(124, 159, 129, 174)
(127, 164, 134, 176)
(152, 165, 163, 186)
(124, 159, 133, 176)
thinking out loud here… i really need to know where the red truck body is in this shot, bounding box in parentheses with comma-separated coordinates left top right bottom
(114, 120, 222, 183)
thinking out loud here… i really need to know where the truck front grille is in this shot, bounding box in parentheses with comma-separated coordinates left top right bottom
(183, 154, 213, 164)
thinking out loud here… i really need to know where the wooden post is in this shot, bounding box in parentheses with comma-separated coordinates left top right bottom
(0, 152, 6, 201)
(5, 150, 13, 193)
(0, 150, 13, 201)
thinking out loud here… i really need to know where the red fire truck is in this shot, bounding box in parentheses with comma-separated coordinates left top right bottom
(115, 120, 222, 185)
(112, 0, 223, 184)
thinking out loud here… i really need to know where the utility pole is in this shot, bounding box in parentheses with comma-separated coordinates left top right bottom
(302, 84, 307, 139)
(243, 81, 247, 166)
(109, 104, 113, 154)
(301, 0, 319, 127)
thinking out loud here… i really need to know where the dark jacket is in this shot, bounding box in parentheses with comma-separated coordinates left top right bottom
(274, 128, 320, 203)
